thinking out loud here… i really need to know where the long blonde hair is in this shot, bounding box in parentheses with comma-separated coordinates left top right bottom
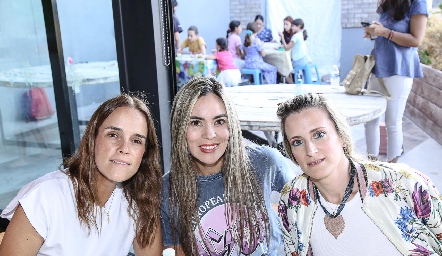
(169, 77, 269, 254)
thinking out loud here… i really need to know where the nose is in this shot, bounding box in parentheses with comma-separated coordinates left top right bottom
(118, 140, 130, 154)
(305, 140, 318, 157)
(202, 124, 216, 140)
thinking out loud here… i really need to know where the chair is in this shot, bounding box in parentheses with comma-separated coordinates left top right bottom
(293, 63, 320, 84)
(241, 68, 263, 85)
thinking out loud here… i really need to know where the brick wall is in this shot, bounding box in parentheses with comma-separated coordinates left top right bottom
(230, 0, 263, 28)
(230, 0, 379, 28)
(341, 0, 378, 28)
(405, 65, 442, 144)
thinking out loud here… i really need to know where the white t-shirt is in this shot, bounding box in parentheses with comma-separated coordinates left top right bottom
(310, 192, 402, 256)
(290, 31, 308, 61)
(1, 170, 136, 255)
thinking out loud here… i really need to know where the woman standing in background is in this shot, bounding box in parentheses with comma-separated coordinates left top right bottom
(364, 0, 428, 163)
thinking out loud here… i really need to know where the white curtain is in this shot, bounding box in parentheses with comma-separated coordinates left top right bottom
(266, 0, 341, 79)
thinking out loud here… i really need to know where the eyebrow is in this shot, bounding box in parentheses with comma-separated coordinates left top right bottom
(289, 127, 325, 140)
(189, 114, 228, 120)
(104, 126, 147, 139)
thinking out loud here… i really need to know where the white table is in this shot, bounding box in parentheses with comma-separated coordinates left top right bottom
(226, 84, 387, 146)
(0, 61, 119, 88)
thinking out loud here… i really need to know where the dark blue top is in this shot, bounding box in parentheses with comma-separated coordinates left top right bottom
(257, 27, 273, 42)
(372, 0, 428, 78)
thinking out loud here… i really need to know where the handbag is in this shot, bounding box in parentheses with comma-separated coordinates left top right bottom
(343, 54, 390, 97)
(343, 54, 376, 95)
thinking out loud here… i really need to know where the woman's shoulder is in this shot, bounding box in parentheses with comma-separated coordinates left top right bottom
(360, 161, 435, 188)
(280, 174, 309, 197)
(1, 170, 71, 219)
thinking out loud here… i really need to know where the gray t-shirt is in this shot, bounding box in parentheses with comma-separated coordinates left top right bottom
(372, 0, 428, 78)
(161, 145, 298, 255)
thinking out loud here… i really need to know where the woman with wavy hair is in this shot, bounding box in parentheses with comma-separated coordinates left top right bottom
(0, 94, 163, 255)
(277, 93, 441, 255)
(161, 77, 297, 255)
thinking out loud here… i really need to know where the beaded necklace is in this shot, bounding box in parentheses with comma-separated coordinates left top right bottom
(313, 160, 356, 238)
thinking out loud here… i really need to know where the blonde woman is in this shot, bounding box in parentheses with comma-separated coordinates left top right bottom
(277, 93, 441, 255)
(161, 77, 298, 255)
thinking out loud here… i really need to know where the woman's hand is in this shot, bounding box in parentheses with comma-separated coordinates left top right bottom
(364, 21, 389, 38)
(278, 31, 284, 39)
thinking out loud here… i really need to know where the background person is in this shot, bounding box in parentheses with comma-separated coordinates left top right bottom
(280, 16, 294, 45)
(178, 25, 207, 55)
(243, 22, 277, 84)
(276, 93, 442, 255)
(255, 14, 274, 42)
(279, 18, 312, 71)
(172, 0, 183, 50)
(206, 37, 241, 87)
(363, 0, 428, 163)
(0, 94, 163, 255)
(161, 77, 299, 255)
(227, 20, 245, 69)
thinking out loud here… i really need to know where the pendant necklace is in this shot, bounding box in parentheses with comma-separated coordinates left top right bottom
(313, 161, 356, 239)
(104, 190, 115, 224)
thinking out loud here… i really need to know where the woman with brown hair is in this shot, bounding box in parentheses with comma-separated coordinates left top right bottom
(161, 77, 298, 255)
(363, 0, 428, 163)
(281, 16, 294, 45)
(0, 94, 163, 255)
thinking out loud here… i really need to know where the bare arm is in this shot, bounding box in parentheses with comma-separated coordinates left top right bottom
(163, 245, 185, 256)
(235, 45, 243, 58)
(279, 32, 295, 51)
(0, 204, 44, 255)
(200, 45, 206, 55)
(365, 14, 427, 47)
(133, 220, 163, 256)
(205, 54, 216, 60)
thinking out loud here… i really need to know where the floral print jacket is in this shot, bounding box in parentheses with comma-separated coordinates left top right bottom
(278, 160, 442, 256)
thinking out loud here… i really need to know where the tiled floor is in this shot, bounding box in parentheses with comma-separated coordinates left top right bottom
(352, 117, 442, 190)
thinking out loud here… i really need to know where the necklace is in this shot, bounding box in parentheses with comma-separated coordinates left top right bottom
(104, 190, 115, 224)
(313, 161, 356, 239)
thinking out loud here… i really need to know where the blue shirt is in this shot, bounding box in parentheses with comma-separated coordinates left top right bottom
(160, 145, 298, 255)
(372, 0, 428, 78)
(257, 27, 273, 42)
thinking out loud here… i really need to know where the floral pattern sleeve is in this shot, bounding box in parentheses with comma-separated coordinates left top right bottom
(278, 175, 314, 256)
(364, 162, 442, 255)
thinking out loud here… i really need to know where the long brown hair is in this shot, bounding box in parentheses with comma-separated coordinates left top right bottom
(169, 77, 269, 255)
(292, 18, 308, 41)
(377, 0, 414, 21)
(244, 22, 258, 47)
(62, 93, 162, 248)
(277, 93, 354, 165)
(283, 16, 295, 42)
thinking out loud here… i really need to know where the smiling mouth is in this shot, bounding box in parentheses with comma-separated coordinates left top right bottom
(199, 144, 218, 153)
(307, 158, 324, 167)
(111, 160, 130, 165)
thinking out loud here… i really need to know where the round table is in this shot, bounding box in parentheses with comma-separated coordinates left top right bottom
(226, 84, 387, 145)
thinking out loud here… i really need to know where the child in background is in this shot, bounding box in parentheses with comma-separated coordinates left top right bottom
(279, 18, 311, 69)
(206, 38, 241, 87)
(226, 20, 245, 69)
(178, 25, 206, 54)
(242, 22, 277, 84)
(281, 16, 294, 45)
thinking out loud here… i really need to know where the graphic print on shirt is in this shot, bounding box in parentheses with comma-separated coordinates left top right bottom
(193, 194, 267, 255)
